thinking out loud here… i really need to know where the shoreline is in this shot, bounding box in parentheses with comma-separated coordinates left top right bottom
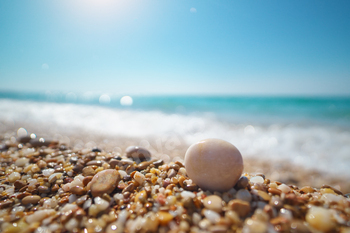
(1, 124, 349, 193)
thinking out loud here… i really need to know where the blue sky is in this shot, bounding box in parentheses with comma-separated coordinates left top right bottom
(0, 0, 349, 96)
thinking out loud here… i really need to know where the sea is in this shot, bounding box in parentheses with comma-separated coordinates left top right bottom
(1, 91, 350, 177)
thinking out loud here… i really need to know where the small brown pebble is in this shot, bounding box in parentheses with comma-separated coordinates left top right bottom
(73, 163, 84, 173)
(228, 199, 251, 217)
(51, 184, 60, 192)
(86, 160, 103, 166)
(59, 196, 69, 205)
(90, 169, 120, 197)
(63, 177, 73, 184)
(83, 166, 95, 176)
(0, 199, 13, 209)
(268, 187, 282, 196)
(14, 180, 26, 190)
(17, 192, 31, 199)
(36, 160, 47, 169)
(22, 195, 41, 205)
(122, 183, 135, 193)
(83, 176, 93, 186)
(170, 163, 180, 171)
(19, 185, 28, 192)
(256, 190, 271, 201)
(167, 169, 177, 179)
(153, 159, 164, 167)
(38, 185, 50, 194)
(109, 159, 120, 169)
(137, 161, 153, 170)
(125, 146, 151, 162)
(70, 186, 86, 195)
(184, 183, 199, 191)
(175, 161, 184, 168)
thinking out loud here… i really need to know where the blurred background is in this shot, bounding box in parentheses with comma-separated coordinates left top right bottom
(1, 0, 350, 189)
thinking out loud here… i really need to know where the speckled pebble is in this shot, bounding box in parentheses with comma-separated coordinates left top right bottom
(90, 169, 120, 197)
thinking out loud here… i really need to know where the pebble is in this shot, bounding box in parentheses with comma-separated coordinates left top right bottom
(236, 189, 252, 202)
(204, 209, 221, 223)
(90, 169, 120, 197)
(8, 172, 21, 182)
(306, 206, 336, 232)
(156, 211, 174, 226)
(242, 219, 268, 233)
(278, 184, 292, 193)
(235, 176, 249, 189)
(22, 195, 41, 205)
(203, 195, 223, 213)
(134, 171, 146, 185)
(184, 139, 243, 192)
(15, 157, 29, 167)
(70, 186, 86, 195)
(82, 166, 95, 176)
(228, 199, 251, 217)
(125, 146, 151, 162)
(250, 176, 264, 184)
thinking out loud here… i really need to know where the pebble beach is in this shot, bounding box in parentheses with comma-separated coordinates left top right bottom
(1, 130, 350, 233)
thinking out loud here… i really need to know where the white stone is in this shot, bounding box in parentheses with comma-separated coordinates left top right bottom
(277, 184, 292, 193)
(250, 176, 264, 184)
(184, 139, 243, 192)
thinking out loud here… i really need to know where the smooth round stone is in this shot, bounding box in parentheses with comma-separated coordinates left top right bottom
(90, 169, 120, 197)
(184, 139, 243, 192)
(22, 195, 41, 205)
(203, 195, 223, 213)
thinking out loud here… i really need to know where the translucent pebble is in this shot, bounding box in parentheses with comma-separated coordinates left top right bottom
(114, 193, 124, 201)
(236, 189, 252, 202)
(321, 193, 344, 204)
(94, 197, 109, 211)
(279, 208, 293, 221)
(250, 176, 264, 184)
(242, 219, 268, 233)
(65, 218, 78, 231)
(277, 184, 292, 193)
(134, 171, 146, 185)
(69, 194, 77, 203)
(15, 158, 29, 167)
(181, 191, 196, 199)
(203, 209, 220, 223)
(11, 205, 25, 214)
(8, 172, 21, 182)
(306, 206, 336, 232)
(26, 209, 56, 223)
(178, 167, 187, 176)
(199, 219, 211, 230)
(118, 170, 127, 178)
(203, 195, 223, 213)
(42, 169, 55, 177)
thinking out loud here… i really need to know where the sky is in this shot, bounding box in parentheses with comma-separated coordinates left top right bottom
(0, 0, 349, 96)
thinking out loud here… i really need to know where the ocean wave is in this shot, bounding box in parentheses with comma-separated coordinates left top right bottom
(1, 99, 350, 177)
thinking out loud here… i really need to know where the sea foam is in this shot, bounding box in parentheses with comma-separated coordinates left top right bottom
(1, 99, 350, 177)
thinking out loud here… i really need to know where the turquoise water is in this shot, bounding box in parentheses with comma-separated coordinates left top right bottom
(1, 91, 350, 176)
(1, 91, 350, 127)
